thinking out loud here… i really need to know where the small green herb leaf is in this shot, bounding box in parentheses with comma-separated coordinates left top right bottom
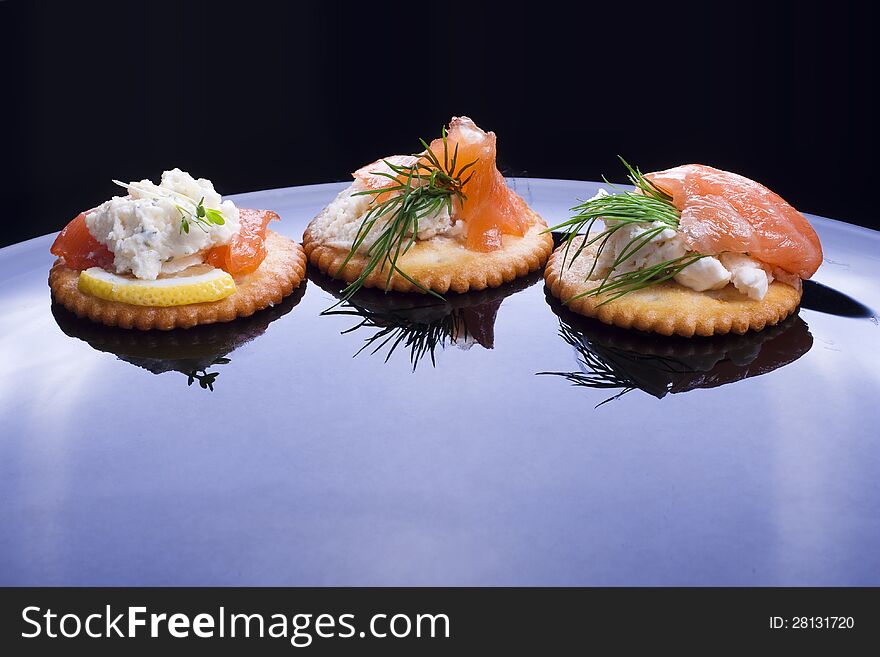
(205, 208, 226, 225)
(176, 197, 226, 234)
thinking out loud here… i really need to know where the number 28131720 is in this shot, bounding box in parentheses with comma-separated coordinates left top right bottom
(770, 616, 854, 629)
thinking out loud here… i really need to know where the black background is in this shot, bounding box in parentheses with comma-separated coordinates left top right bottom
(1, 0, 876, 248)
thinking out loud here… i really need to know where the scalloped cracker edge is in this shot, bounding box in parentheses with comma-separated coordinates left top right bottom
(303, 207, 553, 294)
(544, 244, 802, 337)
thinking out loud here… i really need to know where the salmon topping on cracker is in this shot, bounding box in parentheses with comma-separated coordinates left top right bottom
(48, 169, 306, 328)
(548, 159, 822, 307)
(305, 116, 551, 301)
(545, 159, 822, 336)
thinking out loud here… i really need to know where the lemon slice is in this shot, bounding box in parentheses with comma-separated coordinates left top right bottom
(78, 267, 236, 306)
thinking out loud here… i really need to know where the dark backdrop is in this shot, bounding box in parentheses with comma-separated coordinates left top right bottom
(1, 0, 875, 248)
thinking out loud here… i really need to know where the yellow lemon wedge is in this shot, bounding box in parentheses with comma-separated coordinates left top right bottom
(78, 267, 236, 306)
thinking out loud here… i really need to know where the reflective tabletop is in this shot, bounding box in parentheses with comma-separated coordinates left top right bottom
(1, 179, 878, 585)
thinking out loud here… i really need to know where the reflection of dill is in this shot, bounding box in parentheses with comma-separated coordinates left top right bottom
(186, 357, 231, 391)
(326, 303, 468, 371)
(538, 319, 693, 407)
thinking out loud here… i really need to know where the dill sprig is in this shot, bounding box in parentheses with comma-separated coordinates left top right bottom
(333, 128, 477, 304)
(547, 157, 705, 305)
(584, 254, 706, 303)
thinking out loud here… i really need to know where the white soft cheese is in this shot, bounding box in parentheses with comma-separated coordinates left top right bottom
(588, 188, 772, 299)
(674, 256, 731, 291)
(719, 252, 773, 300)
(309, 180, 465, 253)
(85, 169, 241, 280)
(590, 188, 726, 289)
(594, 219, 689, 274)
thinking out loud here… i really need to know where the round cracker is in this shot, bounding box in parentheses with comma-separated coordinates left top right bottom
(48, 231, 307, 331)
(544, 243, 802, 337)
(303, 206, 554, 295)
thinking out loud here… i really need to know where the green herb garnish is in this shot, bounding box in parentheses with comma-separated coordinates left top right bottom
(547, 157, 705, 305)
(331, 128, 478, 306)
(177, 196, 226, 235)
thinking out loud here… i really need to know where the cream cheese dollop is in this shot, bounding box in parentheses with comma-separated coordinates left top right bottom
(85, 169, 241, 280)
(719, 252, 773, 300)
(309, 179, 465, 254)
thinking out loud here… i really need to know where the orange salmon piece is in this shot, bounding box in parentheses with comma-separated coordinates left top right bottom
(646, 164, 823, 279)
(427, 117, 528, 252)
(353, 155, 421, 204)
(50, 212, 114, 270)
(205, 208, 278, 275)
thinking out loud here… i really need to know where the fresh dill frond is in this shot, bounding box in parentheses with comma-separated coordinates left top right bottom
(332, 128, 477, 305)
(616, 155, 675, 202)
(569, 254, 706, 305)
(546, 157, 704, 305)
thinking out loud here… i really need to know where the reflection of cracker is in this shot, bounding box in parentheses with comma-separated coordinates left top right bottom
(49, 231, 307, 330)
(544, 244, 802, 337)
(303, 209, 553, 294)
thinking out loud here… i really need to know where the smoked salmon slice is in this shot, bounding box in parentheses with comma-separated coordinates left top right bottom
(205, 208, 278, 275)
(353, 155, 420, 198)
(50, 212, 114, 270)
(352, 117, 530, 253)
(645, 164, 823, 279)
(427, 117, 529, 252)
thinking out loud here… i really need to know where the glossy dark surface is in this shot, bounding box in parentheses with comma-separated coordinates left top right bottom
(1, 179, 879, 585)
